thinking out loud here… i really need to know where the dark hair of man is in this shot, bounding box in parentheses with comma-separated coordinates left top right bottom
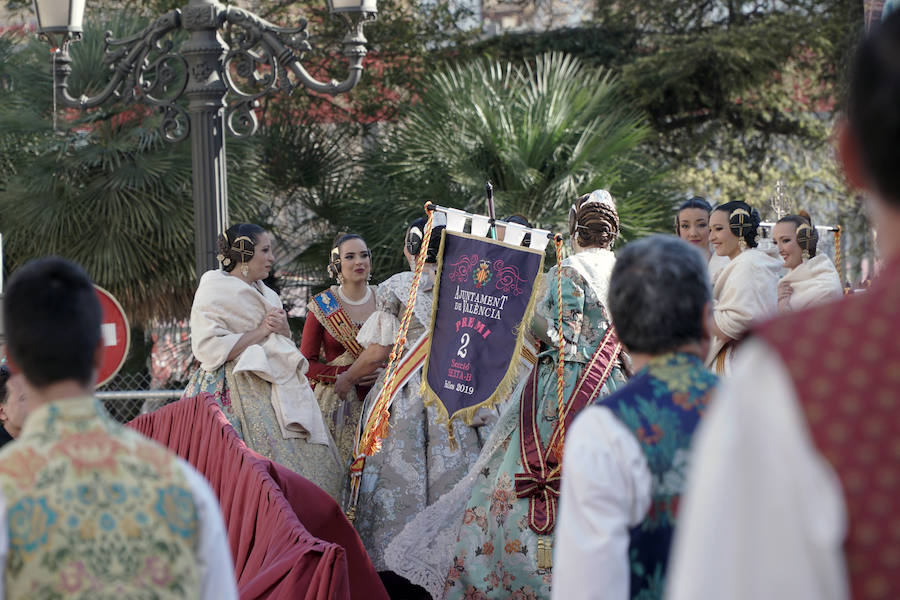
(776, 212, 819, 257)
(3, 257, 102, 387)
(848, 10, 900, 204)
(713, 200, 761, 248)
(608, 235, 711, 355)
(216, 223, 266, 273)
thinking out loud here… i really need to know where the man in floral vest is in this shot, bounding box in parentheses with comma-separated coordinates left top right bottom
(553, 235, 717, 600)
(667, 12, 900, 600)
(0, 257, 237, 599)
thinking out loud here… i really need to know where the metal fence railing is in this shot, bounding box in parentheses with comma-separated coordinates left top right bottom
(95, 371, 184, 423)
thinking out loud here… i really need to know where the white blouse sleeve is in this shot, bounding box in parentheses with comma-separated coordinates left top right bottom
(552, 406, 652, 600)
(665, 339, 849, 600)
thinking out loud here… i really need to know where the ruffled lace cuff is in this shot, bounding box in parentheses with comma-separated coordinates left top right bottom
(357, 311, 401, 347)
(546, 326, 579, 357)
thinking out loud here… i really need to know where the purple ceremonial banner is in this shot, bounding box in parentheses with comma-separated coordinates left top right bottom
(423, 230, 545, 424)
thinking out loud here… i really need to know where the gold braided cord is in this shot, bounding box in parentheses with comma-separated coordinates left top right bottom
(553, 235, 566, 459)
(834, 226, 844, 288)
(346, 204, 436, 517)
(364, 205, 434, 455)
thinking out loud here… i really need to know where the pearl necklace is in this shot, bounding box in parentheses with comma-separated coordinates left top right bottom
(337, 285, 372, 306)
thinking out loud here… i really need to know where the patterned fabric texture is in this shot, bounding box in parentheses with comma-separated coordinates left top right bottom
(442, 260, 626, 599)
(352, 270, 492, 571)
(756, 258, 900, 600)
(598, 352, 716, 599)
(182, 363, 344, 501)
(0, 397, 201, 599)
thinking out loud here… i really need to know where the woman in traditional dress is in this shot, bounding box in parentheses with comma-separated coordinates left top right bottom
(773, 212, 843, 312)
(300, 234, 380, 495)
(342, 218, 489, 579)
(183, 223, 343, 498)
(385, 190, 628, 599)
(706, 201, 782, 374)
(676, 196, 730, 283)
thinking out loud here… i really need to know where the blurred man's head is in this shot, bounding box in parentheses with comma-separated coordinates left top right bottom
(608, 235, 712, 357)
(3, 257, 102, 390)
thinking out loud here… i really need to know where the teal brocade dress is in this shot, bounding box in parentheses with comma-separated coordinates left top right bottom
(442, 251, 627, 599)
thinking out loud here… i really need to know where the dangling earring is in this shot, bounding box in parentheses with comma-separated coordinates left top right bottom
(337, 273, 344, 285)
(241, 264, 250, 278)
(738, 238, 747, 252)
(802, 248, 810, 261)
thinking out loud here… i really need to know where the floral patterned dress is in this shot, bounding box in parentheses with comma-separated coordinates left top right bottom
(438, 251, 626, 599)
(352, 270, 493, 571)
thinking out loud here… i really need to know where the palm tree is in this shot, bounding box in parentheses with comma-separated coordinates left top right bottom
(337, 52, 676, 280)
(0, 15, 267, 323)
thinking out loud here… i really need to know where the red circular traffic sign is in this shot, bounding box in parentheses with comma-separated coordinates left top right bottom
(95, 285, 130, 388)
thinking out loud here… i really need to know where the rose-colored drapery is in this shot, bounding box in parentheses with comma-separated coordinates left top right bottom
(128, 394, 387, 600)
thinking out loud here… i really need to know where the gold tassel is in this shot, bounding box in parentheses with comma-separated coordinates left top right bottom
(537, 535, 553, 570)
(345, 505, 357, 523)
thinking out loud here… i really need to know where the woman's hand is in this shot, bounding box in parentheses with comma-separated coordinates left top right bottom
(777, 281, 793, 313)
(355, 367, 384, 387)
(335, 371, 355, 399)
(264, 307, 291, 338)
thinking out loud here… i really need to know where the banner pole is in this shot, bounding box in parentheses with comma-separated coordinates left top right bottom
(485, 181, 497, 239)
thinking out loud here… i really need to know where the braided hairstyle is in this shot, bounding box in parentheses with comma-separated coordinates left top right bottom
(713, 201, 760, 248)
(327, 233, 366, 280)
(216, 223, 265, 272)
(777, 211, 819, 258)
(406, 218, 445, 264)
(569, 189, 619, 249)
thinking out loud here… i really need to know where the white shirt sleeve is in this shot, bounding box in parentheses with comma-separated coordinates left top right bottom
(665, 339, 849, 600)
(178, 459, 239, 600)
(552, 406, 652, 600)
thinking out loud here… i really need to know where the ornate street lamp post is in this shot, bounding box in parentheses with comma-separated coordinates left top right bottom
(31, 0, 376, 275)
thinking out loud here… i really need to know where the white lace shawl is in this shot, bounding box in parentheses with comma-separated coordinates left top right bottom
(357, 270, 434, 348)
(564, 247, 616, 310)
(190, 269, 331, 447)
(383, 378, 526, 599)
(779, 254, 843, 311)
(707, 249, 782, 365)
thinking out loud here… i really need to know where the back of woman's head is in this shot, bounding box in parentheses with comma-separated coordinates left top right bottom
(714, 200, 761, 248)
(406, 218, 445, 264)
(569, 189, 619, 249)
(777, 211, 819, 257)
(848, 11, 900, 203)
(217, 223, 266, 272)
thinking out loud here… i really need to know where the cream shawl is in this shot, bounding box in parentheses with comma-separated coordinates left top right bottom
(190, 269, 330, 447)
(779, 254, 843, 311)
(707, 249, 782, 366)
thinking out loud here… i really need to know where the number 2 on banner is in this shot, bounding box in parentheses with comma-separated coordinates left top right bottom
(457, 333, 470, 358)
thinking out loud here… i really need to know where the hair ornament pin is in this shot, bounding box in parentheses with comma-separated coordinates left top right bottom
(583, 189, 615, 208)
(216, 253, 232, 267)
(730, 208, 751, 220)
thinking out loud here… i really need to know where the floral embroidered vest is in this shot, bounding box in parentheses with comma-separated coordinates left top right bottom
(0, 397, 201, 598)
(756, 259, 900, 600)
(597, 353, 717, 599)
